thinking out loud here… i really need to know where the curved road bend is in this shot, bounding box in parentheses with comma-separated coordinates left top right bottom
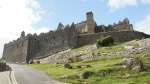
(8, 64, 64, 84)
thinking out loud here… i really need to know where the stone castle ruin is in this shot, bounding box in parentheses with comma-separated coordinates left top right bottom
(2, 12, 144, 63)
(2, 24, 78, 62)
(75, 12, 133, 33)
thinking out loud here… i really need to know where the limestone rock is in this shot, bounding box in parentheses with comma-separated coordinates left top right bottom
(121, 57, 142, 68)
(138, 38, 150, 48)
(78, 71, 94, 79)
(143, 64, 150, 71)
(142, 54, 150, 59)
(78, 73, 84, 79)
(63, 63, 72, 69)
(132, 65, 143, 72)
(124, 46, 135, 50)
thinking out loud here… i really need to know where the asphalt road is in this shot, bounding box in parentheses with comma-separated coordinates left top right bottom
(8, 64, 64, 84)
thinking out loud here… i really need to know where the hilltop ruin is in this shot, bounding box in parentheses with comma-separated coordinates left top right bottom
(2, 12, 144, 63)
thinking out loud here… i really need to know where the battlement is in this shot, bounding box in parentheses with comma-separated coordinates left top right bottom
(2, 12, 137, 63)
(2, 23, 78, 62)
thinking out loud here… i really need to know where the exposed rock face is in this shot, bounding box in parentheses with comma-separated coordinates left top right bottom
(39, 38, 150, 64)
(63, 63, 72, 69)
(124, 46, 135, 50)
(39, 44, 98, 64)
(78, 71, 94, 79)
(143, 64, 150, 71)
(121, 57, 150, 71)
(121, 57, 141, 67)
(132, 65, 143, 71)
(138, 38, 150, 48)
(121, 57, 144, 71)
(142, 54, 150, 59)
(85, 43, 98, 51)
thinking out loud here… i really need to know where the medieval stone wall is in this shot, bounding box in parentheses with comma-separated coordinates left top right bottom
(2, 37, 29, 62)
(27, 24, 78, 61)
(1, 12, 145, 63)
(78, 31, 144, 46)
(2, 23, 78, 62)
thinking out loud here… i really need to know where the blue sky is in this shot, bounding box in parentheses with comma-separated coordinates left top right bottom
(33, 0, 150, 30)
(0, 0, 150, 58)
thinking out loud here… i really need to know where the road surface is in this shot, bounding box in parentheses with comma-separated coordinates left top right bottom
(8, 63, 64, 84)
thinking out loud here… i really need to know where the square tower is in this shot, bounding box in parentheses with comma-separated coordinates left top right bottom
(86, 12, 96, 33)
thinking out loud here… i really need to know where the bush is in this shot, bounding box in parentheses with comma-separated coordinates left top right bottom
(97, 36, 114, 46)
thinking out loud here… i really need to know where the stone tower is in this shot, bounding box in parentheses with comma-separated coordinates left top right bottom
(86, 12, 96, 33)
(20, 31, 25, 38)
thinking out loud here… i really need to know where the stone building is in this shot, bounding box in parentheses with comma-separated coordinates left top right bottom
(76, 12, 133, 33)
(2, 23, 78, 62)
(75, 12, 97, 34)
(2, 12, 140, 63)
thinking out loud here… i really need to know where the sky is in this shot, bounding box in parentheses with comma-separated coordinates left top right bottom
(0, 0, 150, 58)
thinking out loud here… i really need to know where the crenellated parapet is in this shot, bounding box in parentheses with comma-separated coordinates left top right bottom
(2, 23, 78, 62)
(2, 12, 138, 63)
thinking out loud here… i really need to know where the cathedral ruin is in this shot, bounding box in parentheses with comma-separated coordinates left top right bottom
(75, 12, 133, 33)
(2, 12, 143, 63)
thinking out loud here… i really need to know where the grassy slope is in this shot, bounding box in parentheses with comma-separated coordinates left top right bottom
(30, 41, 150, 84)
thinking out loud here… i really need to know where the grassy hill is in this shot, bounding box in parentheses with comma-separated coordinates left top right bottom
(30, 39, 150, 84)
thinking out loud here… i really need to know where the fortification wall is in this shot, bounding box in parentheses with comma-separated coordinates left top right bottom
(2, 37, 29, 62)
(78, 31, 144, 46)
(2, 23, 78, 62)
(26, 24, 78, 61)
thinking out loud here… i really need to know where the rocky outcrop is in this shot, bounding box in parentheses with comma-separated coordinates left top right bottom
(39, 44, 98, 63)
(138, 38, 150, 48)
(142, 54, 150, 59)
(39, 38, 150, 64)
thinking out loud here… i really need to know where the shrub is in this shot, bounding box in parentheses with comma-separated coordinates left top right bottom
(97, 36, 114, 46)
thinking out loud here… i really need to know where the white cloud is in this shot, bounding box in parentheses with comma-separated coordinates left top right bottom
(0, 0, 50, 58)
(135, 14, 150, 34)
(140, 0, 150, 4)
(108, 0, 138, 12)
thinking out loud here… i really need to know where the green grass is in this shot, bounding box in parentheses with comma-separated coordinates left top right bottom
(71, 44, 91, 51)
(92, 41, 140, 53)
(29, 41, 150, 84)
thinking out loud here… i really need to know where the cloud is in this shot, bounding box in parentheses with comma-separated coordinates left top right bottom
(140, 0, 150, 4)
(108, 0, 138, 12)
(0, 0, 50, 58)
(135, 14, 150, 34)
